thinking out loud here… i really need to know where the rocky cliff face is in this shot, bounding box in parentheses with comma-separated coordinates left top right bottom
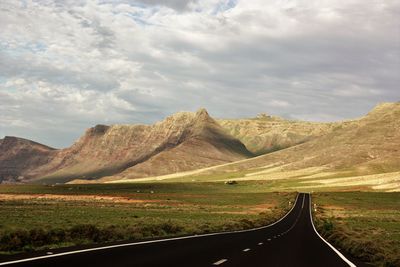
(9, 108, 252, 183)
(0, 137, 56, 183)
(218, 116, 338, 155)
(102, 109, 253, 181)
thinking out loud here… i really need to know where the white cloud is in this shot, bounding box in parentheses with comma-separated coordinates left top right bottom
(0, 0, 399, 147)
(269, 100, 290, 108)
(333, 85, 382, 97)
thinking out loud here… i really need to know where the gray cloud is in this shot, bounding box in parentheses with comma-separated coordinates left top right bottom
(0, 0, 399, 147)
(132, 0, 196, 11)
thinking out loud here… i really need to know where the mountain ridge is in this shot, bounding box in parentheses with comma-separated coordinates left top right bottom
(1, 102, 398, 184)
(141, 102, 400, 189)
(0, 108, 253, 183)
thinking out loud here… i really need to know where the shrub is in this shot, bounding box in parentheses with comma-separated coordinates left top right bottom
(28, 229, 47, 247)
(69, 224, 101, 242)
(322, 219, 334, 233)
(159, 222, 183, 234)
(0, 230, 29, 251)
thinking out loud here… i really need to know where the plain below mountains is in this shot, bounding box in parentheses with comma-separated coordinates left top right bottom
(1, 103, 399, 187)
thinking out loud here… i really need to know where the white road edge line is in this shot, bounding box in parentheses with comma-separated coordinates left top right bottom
(213, 259, 227, 265)
(0, 194, 300, 266)
(243, 248, 251, 252)
(308, 194, 357, 267)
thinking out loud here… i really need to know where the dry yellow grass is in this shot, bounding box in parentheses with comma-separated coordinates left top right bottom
(301, 171, 400, 191)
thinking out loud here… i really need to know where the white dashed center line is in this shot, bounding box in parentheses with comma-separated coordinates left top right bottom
(243, 248, 251, 252)
(258, 242, 263, 245)
(213, 259, 228, 265)
(267, 238, 271, 241)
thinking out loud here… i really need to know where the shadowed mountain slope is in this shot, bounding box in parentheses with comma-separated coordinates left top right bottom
(97, 109, 253, 181)
(0, 137, 56, 183)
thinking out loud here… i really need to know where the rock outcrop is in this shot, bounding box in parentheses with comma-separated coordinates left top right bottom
(218, 116, 338, 155)
(0, 136, 56, 183)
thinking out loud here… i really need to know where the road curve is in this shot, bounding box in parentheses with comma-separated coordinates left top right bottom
(0, 193, 367, 267)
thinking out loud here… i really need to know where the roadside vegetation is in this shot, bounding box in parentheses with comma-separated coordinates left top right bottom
(313, 192, 400, 267)
(0, 183, 294, 254)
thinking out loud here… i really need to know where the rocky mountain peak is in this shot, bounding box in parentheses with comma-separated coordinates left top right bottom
(0, 136, 55, 151)
(1, 136, 18, 146)
(195, 108, 209, 117)
(193, 108, 214, 124)
(154, 108, 214, 130)
(88, 124, 110, 136)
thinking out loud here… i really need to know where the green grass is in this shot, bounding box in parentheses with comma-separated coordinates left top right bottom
(313, 192, 400, 267)
(0, 181, 287, 195)
(0, 183, 295, 254)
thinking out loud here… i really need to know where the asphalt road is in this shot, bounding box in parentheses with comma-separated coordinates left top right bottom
(0, 193, 368, 267)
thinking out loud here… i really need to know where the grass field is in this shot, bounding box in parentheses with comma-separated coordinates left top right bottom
(1, 183, 399, 266)
(313, 192, 400, 267)
(0, 183, 294, 254)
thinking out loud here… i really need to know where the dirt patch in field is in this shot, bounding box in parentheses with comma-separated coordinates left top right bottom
(212, 203, 275, 215)
(0, 194, 161, 204)
(248, 203, 275, 212)
(320, 205, 349, 218)
(323, 205, 346, 210)
(153, 193, 208, 198)
(305, 171, 400, 192)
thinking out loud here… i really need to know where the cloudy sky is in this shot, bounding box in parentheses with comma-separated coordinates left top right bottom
(1, 0, 399, 148)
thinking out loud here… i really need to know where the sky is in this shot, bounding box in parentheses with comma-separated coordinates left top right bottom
(0, 0, 399, 148)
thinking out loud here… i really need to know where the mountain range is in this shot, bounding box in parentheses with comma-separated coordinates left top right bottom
(0, 109, 251, 183)
(0, 103, 399, 186)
